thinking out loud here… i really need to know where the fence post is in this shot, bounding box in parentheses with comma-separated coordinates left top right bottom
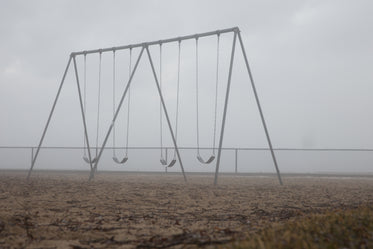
(31, 147, 34, 169)
(164, 148, 169, 173)
(235, 149, 238, 174)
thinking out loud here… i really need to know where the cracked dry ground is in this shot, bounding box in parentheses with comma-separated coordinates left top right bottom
(0, 171, 373, 248)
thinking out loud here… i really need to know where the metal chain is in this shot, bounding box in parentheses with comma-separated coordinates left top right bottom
(159, 44, 164, 160)
(195, 38, 200, 155)
(112, 51, 116, 157)
(95, 52, 102, 157)
(125, 49, 132, 156)
(83, 54, 87, 157)
(212, 34, 220, 155)
(173, 41, 181, 159)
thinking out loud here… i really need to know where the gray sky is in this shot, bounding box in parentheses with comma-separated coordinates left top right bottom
(1, 0, 373, 173)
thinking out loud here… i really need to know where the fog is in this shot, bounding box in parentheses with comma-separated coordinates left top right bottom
(1, 0, 373, 174)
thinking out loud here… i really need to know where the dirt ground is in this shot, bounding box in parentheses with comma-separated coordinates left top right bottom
(0, 171, 372, 249)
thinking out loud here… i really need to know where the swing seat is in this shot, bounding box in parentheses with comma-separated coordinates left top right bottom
(83, 156, 97, 164)
(160, 158, 177, 167)
(197, 154, 215, 164)
(160, 158, 168, 165)
(167, 159, 177, 167)
(113, 156, 128, 164)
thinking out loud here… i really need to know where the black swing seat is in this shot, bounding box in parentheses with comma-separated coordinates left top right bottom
(197, 154, 215, 164)
(160, 158, 177, 167)
(83, 156, 97, 164)
(160, 158, 167, 165)
(167, 159, 177, 167)
(113, 156, 128, 164)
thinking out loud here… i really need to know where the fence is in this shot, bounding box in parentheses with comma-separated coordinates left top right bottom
(1, 146, 373, 174)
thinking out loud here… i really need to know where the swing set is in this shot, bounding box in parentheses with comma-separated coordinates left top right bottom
(27, 27, 283, 185)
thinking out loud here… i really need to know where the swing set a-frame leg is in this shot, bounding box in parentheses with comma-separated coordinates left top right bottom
(72, 56, 95, 172)
(214, 32, 237, 186)
(214, 30, 283, 186)
(237, 31, 283, 185)
(27, 56, 72, 180)
(89, 47, 145, 180)
(88, 46, 187, 182)
(146, 46, 187, 182)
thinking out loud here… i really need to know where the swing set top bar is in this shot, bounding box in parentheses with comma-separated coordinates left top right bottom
(71, 27, 239, 56)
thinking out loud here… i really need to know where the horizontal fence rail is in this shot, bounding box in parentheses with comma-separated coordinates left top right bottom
(1, 146, 373, 175)
(2, 146, 373, 151)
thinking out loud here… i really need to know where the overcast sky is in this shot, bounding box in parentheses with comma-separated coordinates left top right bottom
(1, 0, 373, 173)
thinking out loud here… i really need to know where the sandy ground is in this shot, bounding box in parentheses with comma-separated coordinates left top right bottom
(0, 171, 372, 248)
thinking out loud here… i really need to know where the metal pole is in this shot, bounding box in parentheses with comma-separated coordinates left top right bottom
(237, 31, 283, 185)
(90, 47, 145, 180)
(72, 27, 239, 56)
(214, 32, 237, 185)
(146, 47, 187, 182)
(235, 149, 238, 174)
(31, 147, 34, 167)
(72, 56, 94, 171)
(27, 56, 72, 180)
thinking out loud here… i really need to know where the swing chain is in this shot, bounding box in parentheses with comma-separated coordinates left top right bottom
(112, 50, 116, 157)
(125, 48, 132, 156)
(112, 48, 131, 163)
(173, 40, 182, 159)
(83, 53, 87, 157)
(195, 37, 201, 155)
(194, 34, 219, 164)
(212, 34, 220, 155)
(159, 43, 165, 161)
(96, 51, 102, 158)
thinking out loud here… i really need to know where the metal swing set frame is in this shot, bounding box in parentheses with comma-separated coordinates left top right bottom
(27, 27, 283, 185)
